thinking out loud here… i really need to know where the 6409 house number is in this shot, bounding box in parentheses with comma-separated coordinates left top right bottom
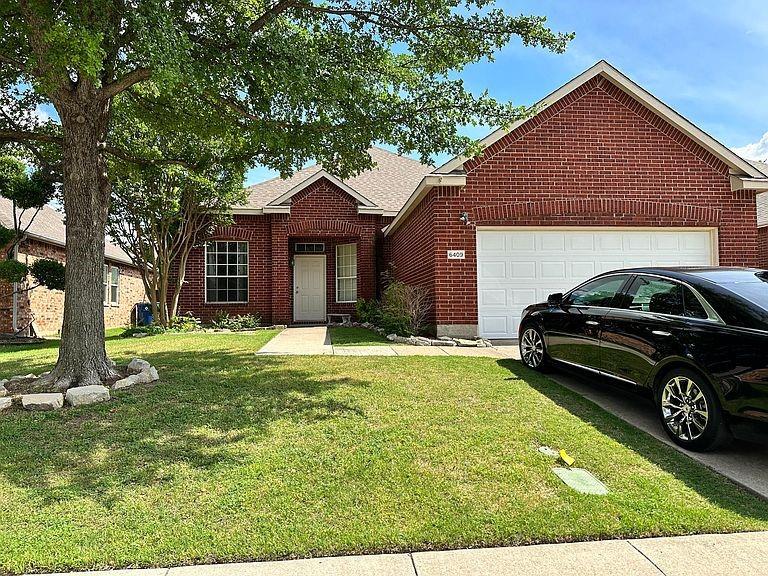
(447, 250, 465, 259)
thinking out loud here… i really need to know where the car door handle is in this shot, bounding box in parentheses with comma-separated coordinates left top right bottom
(585, 320, 600, 326)
(652, 330, 671, 337)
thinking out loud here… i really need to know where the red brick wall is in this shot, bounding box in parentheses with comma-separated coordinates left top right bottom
(388, 75, 763, 335)
(384, 190, 437, 325)
(759, 227, 768, 269)
(0, 239, 144, 335)
(173, 178, 386, 325)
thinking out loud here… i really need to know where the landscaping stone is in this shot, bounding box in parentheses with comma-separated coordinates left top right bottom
(113, 374, 141, 390)
(22, 393, 63, 411)
(435, 339, 456, 346)
(0, 383, 7, 397)
(455, 338, 479, 347)
(10, 373, 36, 381)
(0, 397, 12, 412)
(410, 336, 432, 346)
(133, 332, 148, 338)
(65, 385, 111, 407)
(128, 358, 152, 374)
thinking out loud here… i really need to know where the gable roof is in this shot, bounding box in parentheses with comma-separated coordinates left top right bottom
(240, 146, 433, 214)
(435, 60, 766, 180)
(0, 198, 133, 265)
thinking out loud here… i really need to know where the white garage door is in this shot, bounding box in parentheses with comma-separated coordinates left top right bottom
(476, 228, 716, 339)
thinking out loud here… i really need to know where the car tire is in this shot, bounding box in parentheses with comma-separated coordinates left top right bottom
(655, 367, 731, 452)
(519, 325, 550, 371)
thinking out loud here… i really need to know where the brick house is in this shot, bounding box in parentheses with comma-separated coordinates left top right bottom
(0, 199, 145, 336)
(174, 60, 768, 338)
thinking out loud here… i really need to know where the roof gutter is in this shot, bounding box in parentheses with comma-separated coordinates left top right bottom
(384, 174, 466, 236)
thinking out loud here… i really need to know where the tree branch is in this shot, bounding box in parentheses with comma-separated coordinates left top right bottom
(0, 130, 62, 145)
(99, 67, 152, 101)
(0, 53, 25, 69)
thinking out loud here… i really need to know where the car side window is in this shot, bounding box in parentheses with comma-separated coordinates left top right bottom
(565, 276, 628, 308)
(624, 276, 709, 319)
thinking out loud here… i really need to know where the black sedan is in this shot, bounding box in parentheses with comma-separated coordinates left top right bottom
(518, 267, 768, 451)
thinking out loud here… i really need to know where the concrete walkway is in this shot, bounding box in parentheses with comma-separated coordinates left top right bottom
(256, 326, 517, 358)
(32, 532, 768, 575)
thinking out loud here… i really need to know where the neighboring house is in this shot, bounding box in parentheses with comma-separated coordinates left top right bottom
(174, 60, 768, 339)
(0, 199, 145, 336)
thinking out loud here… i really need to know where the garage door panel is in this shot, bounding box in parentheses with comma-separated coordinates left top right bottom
(479, 261, 506, 279)
(476, 228, 715, 339)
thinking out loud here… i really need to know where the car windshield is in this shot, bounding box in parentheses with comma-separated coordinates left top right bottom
(721, 273, 768, 310)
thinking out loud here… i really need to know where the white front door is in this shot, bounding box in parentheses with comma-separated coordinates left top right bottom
(476, 227, 717, 339)
(294, 255, 327, 322)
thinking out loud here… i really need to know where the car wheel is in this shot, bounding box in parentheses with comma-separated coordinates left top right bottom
(656, 368, 731, 452)
(519, 325, 549, 371)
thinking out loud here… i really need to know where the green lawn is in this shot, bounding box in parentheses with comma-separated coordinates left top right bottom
(1, 332, 767, 574)
(329, 326, 392, 346)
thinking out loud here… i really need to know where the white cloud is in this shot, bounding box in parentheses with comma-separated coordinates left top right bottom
(733, 132, 768, 161)
(32, 106, 51, 123)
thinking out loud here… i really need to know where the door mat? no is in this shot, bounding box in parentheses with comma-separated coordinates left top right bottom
(552, 467, 609, 495)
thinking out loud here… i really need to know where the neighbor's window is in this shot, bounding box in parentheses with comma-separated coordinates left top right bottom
(103, 265, 120, 306)
(336, 243, 357, 303)
(205, 241, 248, 303)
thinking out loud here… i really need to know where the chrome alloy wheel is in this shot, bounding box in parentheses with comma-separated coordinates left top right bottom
(661, 376, 710, 441)
(520, 328, 545, 368)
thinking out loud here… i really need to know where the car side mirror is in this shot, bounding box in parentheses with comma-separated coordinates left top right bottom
(547, 293, 564, 307)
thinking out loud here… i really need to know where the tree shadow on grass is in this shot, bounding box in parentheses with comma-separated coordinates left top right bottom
(496, 358, 768, 521)
(0, 350, 368, 509)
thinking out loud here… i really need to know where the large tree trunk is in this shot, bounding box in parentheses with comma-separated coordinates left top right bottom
(41, 84, 120, 389)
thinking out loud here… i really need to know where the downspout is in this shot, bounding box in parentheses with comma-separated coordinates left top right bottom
(11, 244, 18, 333)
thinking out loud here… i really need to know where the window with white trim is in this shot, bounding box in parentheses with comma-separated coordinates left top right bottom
(103, 265, 119, 306)
(205, 241, 248, 303)
(336, 243, 357, 303)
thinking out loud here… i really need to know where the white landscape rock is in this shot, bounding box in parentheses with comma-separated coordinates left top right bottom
(10, 373, 36, 381)
(65, 385, 111, 407)
(127, 358, 152, 374)
(0, 383, 7, 397)
(0, 397, 12, 412)
(22, 393, 64, 411)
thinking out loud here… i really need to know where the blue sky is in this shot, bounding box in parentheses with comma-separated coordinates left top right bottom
(247, 0, 768, 184)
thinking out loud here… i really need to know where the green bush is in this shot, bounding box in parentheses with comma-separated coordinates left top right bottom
(355, 298, 381, 324)
(210, 311, 262, 330)
(0, 260, 27, 283)
(120, 325, 166, 338)
(30, 259, 65, 290)
(168, 313, 201, 332)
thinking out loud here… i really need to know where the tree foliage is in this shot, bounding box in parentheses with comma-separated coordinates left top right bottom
(0, 0, 571, 384)
(0, 155, 64, 301)
(108, 145, 247, 326)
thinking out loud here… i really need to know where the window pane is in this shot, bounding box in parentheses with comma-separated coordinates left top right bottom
(682, 287, 709, 319)
(568, 276, 628, 307)
(111, 285, 118, 304)
(206, 241, 248, 302)
(625, 277, 684, 316)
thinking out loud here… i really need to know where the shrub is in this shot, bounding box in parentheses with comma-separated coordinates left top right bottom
(168, 313, 201, 332)
(355, 298, 381, 324)
(382, 281, 432, 336)
(210, 311, 262, 330)
(0, 260, 27, 283)
(120, 325, 166, 338)
(30, 259, 65, 291)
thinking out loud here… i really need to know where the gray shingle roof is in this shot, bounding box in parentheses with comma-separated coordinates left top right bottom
(0, 198, 133, 265)
(749, 160, 768, 177)
(242, 146, 433, 213)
